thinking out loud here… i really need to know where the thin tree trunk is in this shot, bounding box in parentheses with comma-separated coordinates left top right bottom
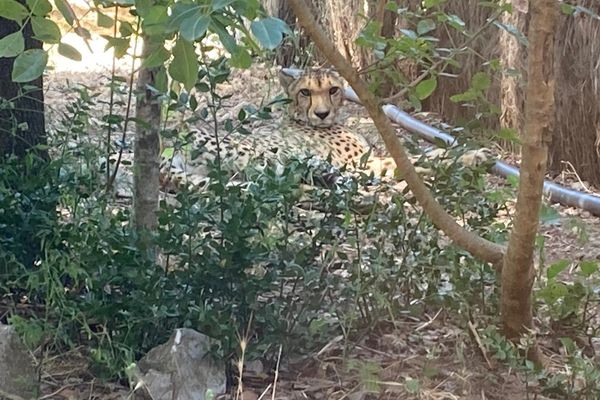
(376, 0, 399, 97)
(288, 0, 505, 266)
(0, 2, 49, 268)
(0, 2, 46, 158)
(133, 37, 161, 248)
(501, 0, 558, 364)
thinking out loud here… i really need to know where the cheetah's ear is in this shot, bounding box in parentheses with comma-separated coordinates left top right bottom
(278, 69, 298, 94)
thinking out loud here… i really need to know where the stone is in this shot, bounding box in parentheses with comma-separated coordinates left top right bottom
(131, 328, 226, 400)
(0, 324, 38, 400)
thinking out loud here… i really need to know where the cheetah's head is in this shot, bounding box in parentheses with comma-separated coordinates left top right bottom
(279, 68, 345, 128)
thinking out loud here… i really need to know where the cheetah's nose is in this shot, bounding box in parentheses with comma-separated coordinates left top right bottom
(315, 111, 330, 120)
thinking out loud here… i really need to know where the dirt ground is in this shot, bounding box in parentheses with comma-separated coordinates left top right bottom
(38, 38, 600, 399)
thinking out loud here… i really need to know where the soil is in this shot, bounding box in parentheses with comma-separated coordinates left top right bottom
(35, 33, 600, 400)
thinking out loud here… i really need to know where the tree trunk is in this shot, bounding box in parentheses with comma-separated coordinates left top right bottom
(133, 37, 161, 249)
(501, 0, 558, 364)
(375, 0, 399, 97)
(0, 4, 46, 158)
(289, 0, 505, 266)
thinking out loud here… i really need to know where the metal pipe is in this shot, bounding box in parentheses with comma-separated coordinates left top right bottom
(282, 68, 600, 216)
(379, 99, 600, 217)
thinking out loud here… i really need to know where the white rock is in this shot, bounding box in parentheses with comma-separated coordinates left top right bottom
(0, 324, 38, 400)
(131, 329, 226, 400)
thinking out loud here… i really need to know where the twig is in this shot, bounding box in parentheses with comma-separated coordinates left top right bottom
(415, 308, 443, 331)
(560, 160, 593, 193)
(467, 320, 493, 369)
(256, 383, 272, 400)
(271, 345, 283, 400)
(316, 335, 343, 357)
(107, 16, 142, 191)
(39, 383, 79, 400)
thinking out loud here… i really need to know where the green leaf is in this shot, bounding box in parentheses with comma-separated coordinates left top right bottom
(58, 42, 82, 61)
(405, 378, 420, 394)
(493, 21, 528, 46)
(229, 47, 251, 69)
(423, 0, 445, 7)
(212, 0, 236, 10)
(446, 14, 465, 29)
(471, 72, 491, 91)
(250, 17, 290, 50)
(538, 281, 569, 304)
(0, 0, 29, 24)
(539, 203, 560, 225)
(31, 17, 62, 44)
(210, 18, 237, 53)
(141, 5, 169, 36)
(0, 31, 25, 58)
(559, 337, 576, 353)
(547, 260, 569, 280)
(496, 127, 520, 144)
(142, 46, 170, 68)
(168, 3, 209, 39)
(415, 77, 437, 100)
(161, 147, 174, 158)
(97, 11, 114, 28)
(54, 0, 77, 26)
(12, 49, 48, 82)
(400, 29, 417, 40)
(233, 0, 259, 19)
(180, 14, 211, 42)
(102, 36, 130, 59)
(26, 0, 52, 16)
(560, 4, 576, 16)
(74, 26, 92, 40)
(417, 19, 436, 35)
(450, 89, 477, 103)
(578, 260, 598, 277)
(408, 93, 422, 112)
(120, 21, 135, 37)
(155, 66, 168, 92)
(385, 1, 399, 12)
(169, 39, 198, 91)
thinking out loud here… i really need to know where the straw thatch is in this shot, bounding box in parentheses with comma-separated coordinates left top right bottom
(265, 0, 371, 68)
(423, 1, 600, 185)
(550, 1, 600, 185)
(422, 2, 502, 129)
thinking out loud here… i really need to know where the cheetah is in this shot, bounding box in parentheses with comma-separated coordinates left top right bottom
(159, 68, 487, 190)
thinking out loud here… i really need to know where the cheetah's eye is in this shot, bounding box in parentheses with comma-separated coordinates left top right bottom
(329, 86, 340, 95)
(299, 89, 311, 96)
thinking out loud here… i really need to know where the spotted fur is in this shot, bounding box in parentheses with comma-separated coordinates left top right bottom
(159, 68, 488, 190)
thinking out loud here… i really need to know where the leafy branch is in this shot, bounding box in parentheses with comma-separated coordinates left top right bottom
(288, 0, 505, 266)
(383, 8, 506, 104)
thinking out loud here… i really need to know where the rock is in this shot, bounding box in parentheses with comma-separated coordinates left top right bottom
(0, 324, 38, 400)
(131, 328, 226, 400)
